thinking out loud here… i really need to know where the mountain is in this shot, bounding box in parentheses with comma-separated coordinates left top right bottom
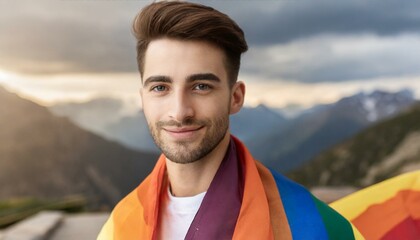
(288, 102, 420, 188)
(230, 104, 287, 142)
(0, 86, 158, 209)
(272, 103, 308, 119)
(50, 98, 159, 152)
(251, 89, 416, 172)
(105, 112, 158, 152)
(49, 97, 126, 138)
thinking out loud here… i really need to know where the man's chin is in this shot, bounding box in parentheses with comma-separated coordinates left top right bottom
(164, 151, 202, 164)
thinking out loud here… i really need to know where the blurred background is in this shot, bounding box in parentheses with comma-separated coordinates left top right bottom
(1, 0, 420, 237)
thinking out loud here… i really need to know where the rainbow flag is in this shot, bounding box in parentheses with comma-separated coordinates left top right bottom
(331, 170, 420, 240)
(98, 136, 361, 239)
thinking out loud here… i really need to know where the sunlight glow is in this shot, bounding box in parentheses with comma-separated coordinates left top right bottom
(0, 70, 419, 113)
(0, 72, 143, 114)
(0, 69, 15, 83)
(241, 74, 420, 108)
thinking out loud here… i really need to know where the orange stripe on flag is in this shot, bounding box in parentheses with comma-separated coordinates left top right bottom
(256, 161, 293, 240)
(353, 190, 420, 240)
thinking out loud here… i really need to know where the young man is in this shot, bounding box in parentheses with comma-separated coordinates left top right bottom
(98, 1, 361, 239)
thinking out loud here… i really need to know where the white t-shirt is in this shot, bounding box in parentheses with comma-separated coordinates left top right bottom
(157, 187, 206, 240)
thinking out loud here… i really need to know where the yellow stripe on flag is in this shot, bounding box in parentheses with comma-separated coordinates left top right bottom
(330, 170, 420, 220)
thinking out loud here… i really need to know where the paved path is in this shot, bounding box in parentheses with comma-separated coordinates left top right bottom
(48, 213, 109, 240)
(0, 211, 109, 240)
(1, 211, 63, 240)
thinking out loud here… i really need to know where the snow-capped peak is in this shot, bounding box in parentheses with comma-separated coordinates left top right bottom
(362, 97, 378, 122)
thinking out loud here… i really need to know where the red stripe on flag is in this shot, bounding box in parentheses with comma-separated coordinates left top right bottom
(381, 218, 420, 240)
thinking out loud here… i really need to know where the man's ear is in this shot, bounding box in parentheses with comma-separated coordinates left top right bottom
(230, 81, 245, 114)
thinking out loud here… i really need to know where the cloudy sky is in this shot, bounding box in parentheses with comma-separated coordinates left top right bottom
(1, 0, 419, 111)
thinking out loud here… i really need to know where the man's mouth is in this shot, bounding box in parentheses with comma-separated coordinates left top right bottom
(164, 126, 203, 133)
(162, 126, 204, 139)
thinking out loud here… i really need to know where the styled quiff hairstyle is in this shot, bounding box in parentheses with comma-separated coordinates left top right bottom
(132, 1, 248, 86)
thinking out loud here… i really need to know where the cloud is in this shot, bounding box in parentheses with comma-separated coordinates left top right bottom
(1, 0, 420, 83)
(0, 0, 147, 75)
(211, 0, 420, 45)
(242, 33, 420, 82)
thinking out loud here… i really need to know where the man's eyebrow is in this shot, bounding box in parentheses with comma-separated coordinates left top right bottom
(143, 75, 172, 87)
(186, 73, 221, 82)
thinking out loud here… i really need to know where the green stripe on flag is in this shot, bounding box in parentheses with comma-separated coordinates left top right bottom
(312, 195, 355, 240)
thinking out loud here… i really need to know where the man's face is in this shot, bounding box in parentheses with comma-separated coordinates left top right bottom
(141, 38, 243, 164)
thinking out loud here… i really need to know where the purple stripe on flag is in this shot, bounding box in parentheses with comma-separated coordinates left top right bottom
(185, 139, 243, 240)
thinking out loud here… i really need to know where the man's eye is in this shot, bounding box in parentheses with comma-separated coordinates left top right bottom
(152, 85, 167, 92)
(194, 84, 211, 91)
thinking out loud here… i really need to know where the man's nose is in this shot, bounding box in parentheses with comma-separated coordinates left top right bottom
(168, 90, 194, 122)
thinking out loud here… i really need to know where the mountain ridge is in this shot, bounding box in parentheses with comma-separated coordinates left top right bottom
(288, 102, 420, 187)
(0, 86, 158, 209)
(257, 89, 416, 172)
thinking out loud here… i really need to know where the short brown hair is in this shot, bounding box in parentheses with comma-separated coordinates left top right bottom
(132, 1, 248, 86)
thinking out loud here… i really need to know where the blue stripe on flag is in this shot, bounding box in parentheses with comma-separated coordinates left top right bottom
(269, 169, 329, 240)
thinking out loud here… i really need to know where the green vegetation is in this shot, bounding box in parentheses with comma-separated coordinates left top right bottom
(0, 195, 87, 228)
(289, 103, 420, 188)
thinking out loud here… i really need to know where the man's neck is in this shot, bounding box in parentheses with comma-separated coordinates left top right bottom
(165, 133, 231, 197)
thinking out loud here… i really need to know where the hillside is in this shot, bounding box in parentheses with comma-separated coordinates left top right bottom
(230, 104, 287, 142)
(0, 86, 158, 209)
(105, 113, 158, 152)
(253, 89, 416, 172)
(289, 103, 420, 188)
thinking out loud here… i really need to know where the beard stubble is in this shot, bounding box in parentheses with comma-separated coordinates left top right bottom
(148, 115, 229, 164)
